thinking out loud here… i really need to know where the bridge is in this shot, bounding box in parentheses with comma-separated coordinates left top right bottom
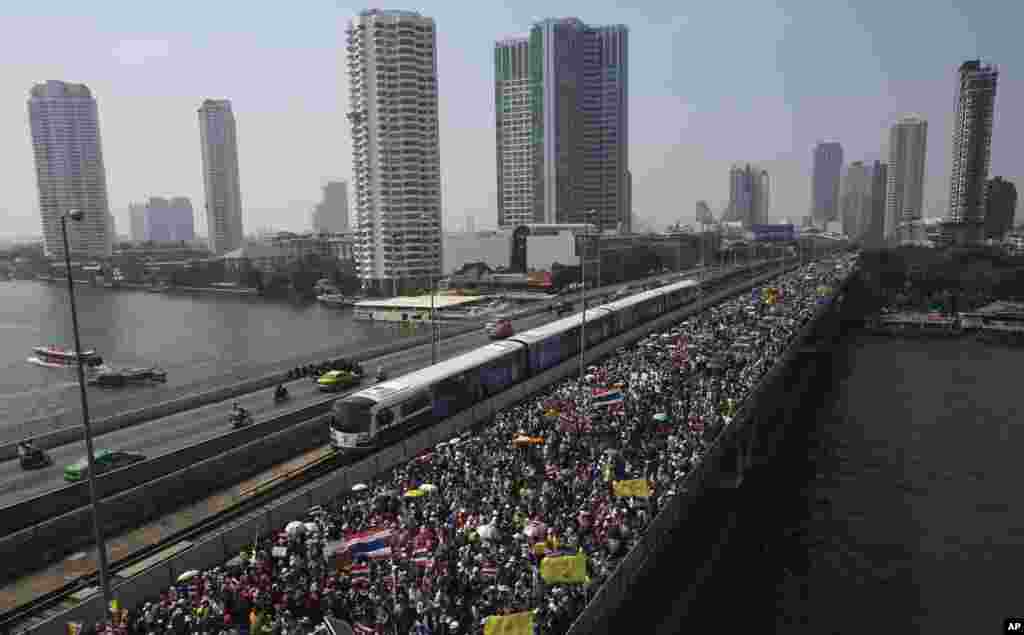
(0, 253, 853, 634)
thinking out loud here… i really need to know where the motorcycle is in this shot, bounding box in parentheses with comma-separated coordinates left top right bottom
(18, 445, 52, 470)
(230, 411, 254, 429)
(274, 390, 290, 404)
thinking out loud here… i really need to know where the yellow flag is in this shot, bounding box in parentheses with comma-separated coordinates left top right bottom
(612, 478, 652, 498)
(540, 553, 589, 584)
(67, 622, 82, 635)
(109, 599, 120, 614)
(484, 611, 535, 635)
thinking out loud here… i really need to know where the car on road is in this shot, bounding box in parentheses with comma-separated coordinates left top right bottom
(64, 449, 146, 482)
(317, 369, 361, 392)
(485, 318, 515, 340)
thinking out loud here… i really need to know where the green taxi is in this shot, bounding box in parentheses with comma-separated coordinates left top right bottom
(316, 369, 360, 392)
(64, 449, 146, 482)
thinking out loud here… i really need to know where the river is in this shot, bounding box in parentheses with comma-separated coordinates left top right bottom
(0, 281, 419, 435)
(683, 333, 1024, 633)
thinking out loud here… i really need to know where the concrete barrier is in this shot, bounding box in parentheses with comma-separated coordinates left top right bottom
(0, 400, 334, 536)
(0, 414, 332, 585)
(19, 260, 808, 634)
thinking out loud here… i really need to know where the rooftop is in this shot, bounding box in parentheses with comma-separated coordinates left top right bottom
(355, 294, 488, 310)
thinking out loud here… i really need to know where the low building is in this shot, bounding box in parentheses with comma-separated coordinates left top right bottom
(352, 294, 490, 322)
(221, 242, 290, 273)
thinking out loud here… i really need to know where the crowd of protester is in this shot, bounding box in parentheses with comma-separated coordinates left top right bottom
(83, 258, 853, 635)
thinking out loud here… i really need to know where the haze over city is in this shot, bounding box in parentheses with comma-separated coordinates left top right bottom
(0, 0, 1020, 239)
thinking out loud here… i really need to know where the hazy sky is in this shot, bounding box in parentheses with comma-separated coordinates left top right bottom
(0, 0, 1020, 238)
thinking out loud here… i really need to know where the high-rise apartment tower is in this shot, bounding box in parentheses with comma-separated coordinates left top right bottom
(198, 99, 244, 255)
(312, 181, 350, 234)
(28, 81, 113, 259)
(347, 9, 442, 295)
(810, 141, 844, 226)
(948, 60, 999, 229)
(885, 115, 928, 238)
(495, 18, 629, 231)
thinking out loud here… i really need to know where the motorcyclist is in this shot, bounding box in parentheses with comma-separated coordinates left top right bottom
(232, 402, 248, 421)
(274, 384, 288, 400)
(376, 367, 387, 382)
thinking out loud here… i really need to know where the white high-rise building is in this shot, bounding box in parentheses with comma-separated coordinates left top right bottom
(312, 181, 350, 234)
(28, 81, 112, 259)
(198, 99, 244, 255)
(884, 115, 928, 238)
(347, 9, 442, 295)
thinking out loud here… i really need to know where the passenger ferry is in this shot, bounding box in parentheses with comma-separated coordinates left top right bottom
(28, 345, 105, 369)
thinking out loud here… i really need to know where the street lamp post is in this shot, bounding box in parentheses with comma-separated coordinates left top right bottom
(578, 211, 597, 395)
(60, 209, 113, 615)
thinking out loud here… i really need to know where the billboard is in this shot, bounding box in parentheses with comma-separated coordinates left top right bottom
(751, 224, 795, 242)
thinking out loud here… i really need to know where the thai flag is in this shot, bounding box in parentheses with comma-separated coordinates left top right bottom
(481, 563, 498, 579)
(353, 624, 378, 635)
(342, 528, 393, 560)
(592, 389, 624, 407)
(412, 556, 435, 569)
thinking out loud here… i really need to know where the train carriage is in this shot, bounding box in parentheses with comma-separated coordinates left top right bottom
(329, 265, 767, 451)
(508, 308, 612, 375)
(330, 341, 526, 451)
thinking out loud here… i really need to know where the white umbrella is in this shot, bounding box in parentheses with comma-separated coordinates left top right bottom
(477, 523, 499, 541)
(286, 521, 306, 537)
(419, 483, 438, 493)
(177, 570, 200, 583)
(352, 483, 368, 492)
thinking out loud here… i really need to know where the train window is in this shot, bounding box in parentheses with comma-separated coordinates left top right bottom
(481, 355, 521, 395)
(400, 392, 431, 418)
(375, 408, 396, 430)
(434, 373, 474, 417)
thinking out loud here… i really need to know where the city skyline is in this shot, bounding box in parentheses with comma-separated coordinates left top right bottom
(0, 2, 1021, 239)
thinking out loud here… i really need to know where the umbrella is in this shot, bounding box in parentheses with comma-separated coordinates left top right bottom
(404, 489, 425, 498)
(285, 521, 306, 537)
(351, 483, 368, 492)
(653, 413, 669, 422)
(419, 483, 438, 493)
(177, 570, 200, 583)
(523, 521, 547, 539)
(477, 523, 499, 541)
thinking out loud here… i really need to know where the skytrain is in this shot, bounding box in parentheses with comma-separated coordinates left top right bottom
(329, 262, 781, 451)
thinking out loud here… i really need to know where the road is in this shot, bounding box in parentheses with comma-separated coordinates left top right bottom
(0, 286, 638, 508)
(0, 261, 770, 509)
